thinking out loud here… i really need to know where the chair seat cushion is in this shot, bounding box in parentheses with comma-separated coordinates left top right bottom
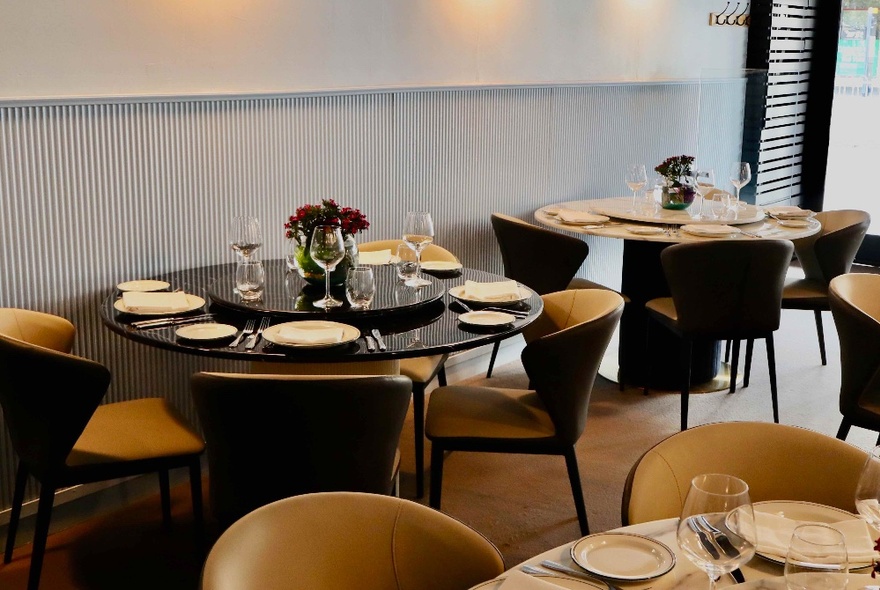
(399, 355, 444, 384)
(425, 385, 555, 441)
(67, 398, 205, 468)
(782, 278, 829, 309)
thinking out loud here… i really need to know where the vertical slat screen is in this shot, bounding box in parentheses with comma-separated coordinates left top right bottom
(0, 82, 747, 514)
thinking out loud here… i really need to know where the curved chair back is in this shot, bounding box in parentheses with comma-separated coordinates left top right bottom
(829, 273, 880, 425)
(794, 210, 870, 283)
(201, 491, 504, 590)
(522, 289, 624, 444)
(358, 239, 458, 262)
(190, 373, 413, 529)
(490, 213, 589, 295)
(660, 239, 793, 338)
(0, 307, 76, 353)
(0, 333, 109, 481)
(622, 421, 867, 525)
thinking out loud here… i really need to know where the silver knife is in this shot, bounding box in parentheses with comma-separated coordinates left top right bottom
(371, 328, 387, 351)
(131, 314, 213, 329)
(364, 335, 377, 352)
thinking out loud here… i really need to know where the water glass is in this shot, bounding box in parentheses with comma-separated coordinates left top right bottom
(235, 259, 265, 301)
(784, 524, 848, 590)
(395, 244, 419, 282)
(345, 266, 376, 309)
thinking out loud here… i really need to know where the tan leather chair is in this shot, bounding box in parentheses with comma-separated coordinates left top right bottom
(782, 209, 870, 365)
(489, 213, 629, 385)
(426, 289, 624, 535)
(829, 273, 880, 443)
(621, 421, 868, 526)
(644, 239, 794, 431)
(200, 491, 504, 590)
(358, 239, 458, 499)
(190, 372, 412, 530)
(0, 308, 206, 590)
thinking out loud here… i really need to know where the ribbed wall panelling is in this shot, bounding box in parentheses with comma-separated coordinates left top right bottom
(0, 82, 747, 513)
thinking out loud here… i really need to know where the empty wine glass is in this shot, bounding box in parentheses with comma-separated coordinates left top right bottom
(402, 212, 434, 288)
(677, 473, 757, 590)
(784, 524, 849, 590)
(309, 225, 345, 309)
(228, 215, 263, 260)
(694, 168, 716, 220)
(626, 164, 648, 213)
(854, 445, 880, 528)
(729, 162, 752, 208)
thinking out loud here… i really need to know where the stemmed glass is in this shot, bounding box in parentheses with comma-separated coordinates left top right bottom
(228, 215, 263, 261)
(729, 162, 752, 209)
(677, 473, 756, 590)
(694, 168, 716, 220)
(626, 164, 648, 213)
(402, 211, 435, 288)
(854, 444, 880, 528)
(784, 524, 849, 590)
(309, 225, 346, 309)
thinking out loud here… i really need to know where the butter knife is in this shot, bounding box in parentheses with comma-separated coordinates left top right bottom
(131, 313, 213, 329)
(371, 328, 387, 351)
(364, 335, 377, 352)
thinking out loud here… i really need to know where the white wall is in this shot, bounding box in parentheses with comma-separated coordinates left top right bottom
(0, 0, 748, 101)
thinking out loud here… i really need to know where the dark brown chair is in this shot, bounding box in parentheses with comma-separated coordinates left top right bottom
(829, 273, 880, 444)
(0, 308, 206, 590)
(644, 239, 794, 431)
(782, 209, 870, 365)
(426, 289, 624, 535)
(488, 213, 628, 382)
(190, 372, 412, 530)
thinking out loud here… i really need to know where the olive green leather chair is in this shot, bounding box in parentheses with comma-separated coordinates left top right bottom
(200, 491, 504, 590)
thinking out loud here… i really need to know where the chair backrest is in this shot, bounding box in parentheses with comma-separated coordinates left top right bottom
(0, 308, 76, 353)
(829, 273, 880, 421)
(357, 239, 458, 263)
(490, 213, 590, 295)
(660, 239, 794, 337)
(794, 210, 870, 284)
(190, 372, 413, 529)
(521, 289, 624, 444)
(0, 330, 109, 480)
(200, 491, 504, 590)
(622, 421, 868, 526)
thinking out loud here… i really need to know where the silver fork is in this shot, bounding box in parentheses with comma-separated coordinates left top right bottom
(228, 319, 255, 348)
(538, 561, 636, 590)
(245, 316, 271, 350)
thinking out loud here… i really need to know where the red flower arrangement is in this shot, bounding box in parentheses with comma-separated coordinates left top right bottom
(284, 199, 370, 242)
(655, 155, 695, 189)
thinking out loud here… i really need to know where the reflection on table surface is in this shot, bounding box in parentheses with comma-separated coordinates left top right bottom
(100, 259, 543, 363)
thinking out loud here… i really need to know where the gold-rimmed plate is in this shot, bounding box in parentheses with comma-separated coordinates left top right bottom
(261, 320, 360, 348)
(448, 284, 532, 306)
(569, 532, 676, 581)
(114, 294, 205, 316)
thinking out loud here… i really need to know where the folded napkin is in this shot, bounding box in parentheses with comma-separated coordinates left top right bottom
(121, 291, 191, 312)
(556, 210, 609, 225)
(275, 326, 345, 345)
(420, 260, 462, 271)
(462, 280, 522, 302)
(358, 250, 393, 265)
(702, 188, 733, 201)
(754, 511, 877, 562)
(498, 570, 560, 590)
(681, 224, 740, 237)
(766, 206, 813, 219)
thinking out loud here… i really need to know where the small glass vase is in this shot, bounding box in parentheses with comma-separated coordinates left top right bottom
(661, 186, 696, 210)
(287, 233, 359, 286)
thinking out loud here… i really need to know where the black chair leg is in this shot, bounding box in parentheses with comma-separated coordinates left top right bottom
(429, 444, 444, 509)
(814, 310, 827, 366)
(486, 342, 500, 378)
(680, 338, 693, 431)
(729, 340, 741, 393)
(743, 339, 754, 388)
(27, 483, 57, 590)
(836, 419, 852, 441)
(189, 459, 205, 558)
(413, 383, 427, 499)
(437, 366, 447, 387)
(767, 334, 779, 423)
(4, 461, 27, 564)
(158, 469, 172, 530)
(563, 447, 590, 536)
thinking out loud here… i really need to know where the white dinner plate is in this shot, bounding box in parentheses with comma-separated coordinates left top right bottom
(680, 224, 742, 238)
(469, 574, 603, 590)
(766, 206, 814, 219)
(116, 279, 170, 292)
(542, 205, 562, 216)
(556, 211, 610, 225)
(114, 294, 206, 316)
(261, 320, 360, 348)
(459, 311, 516, 327)
(448, 284, 532, 305)
(569, 532, 676, 581)
(421, 260, 463, 272)
(175, 323, 238, 341)
(625, 225, 665, 235)
(775, 218, 812, 228)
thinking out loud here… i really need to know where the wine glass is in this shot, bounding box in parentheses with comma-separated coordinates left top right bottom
(784, 524, 849, 590)
(694, 168, 716, 220)
(854, 445, 880, 528)
(402, 212, 434, 288)
(228, 215, 263, 260)
(345, 266, 376, 310)
(729, 162, 752, 208)
(677, 473, 756, 590)
(626, 164, 648, 213)
(309, 225, 346, 309)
